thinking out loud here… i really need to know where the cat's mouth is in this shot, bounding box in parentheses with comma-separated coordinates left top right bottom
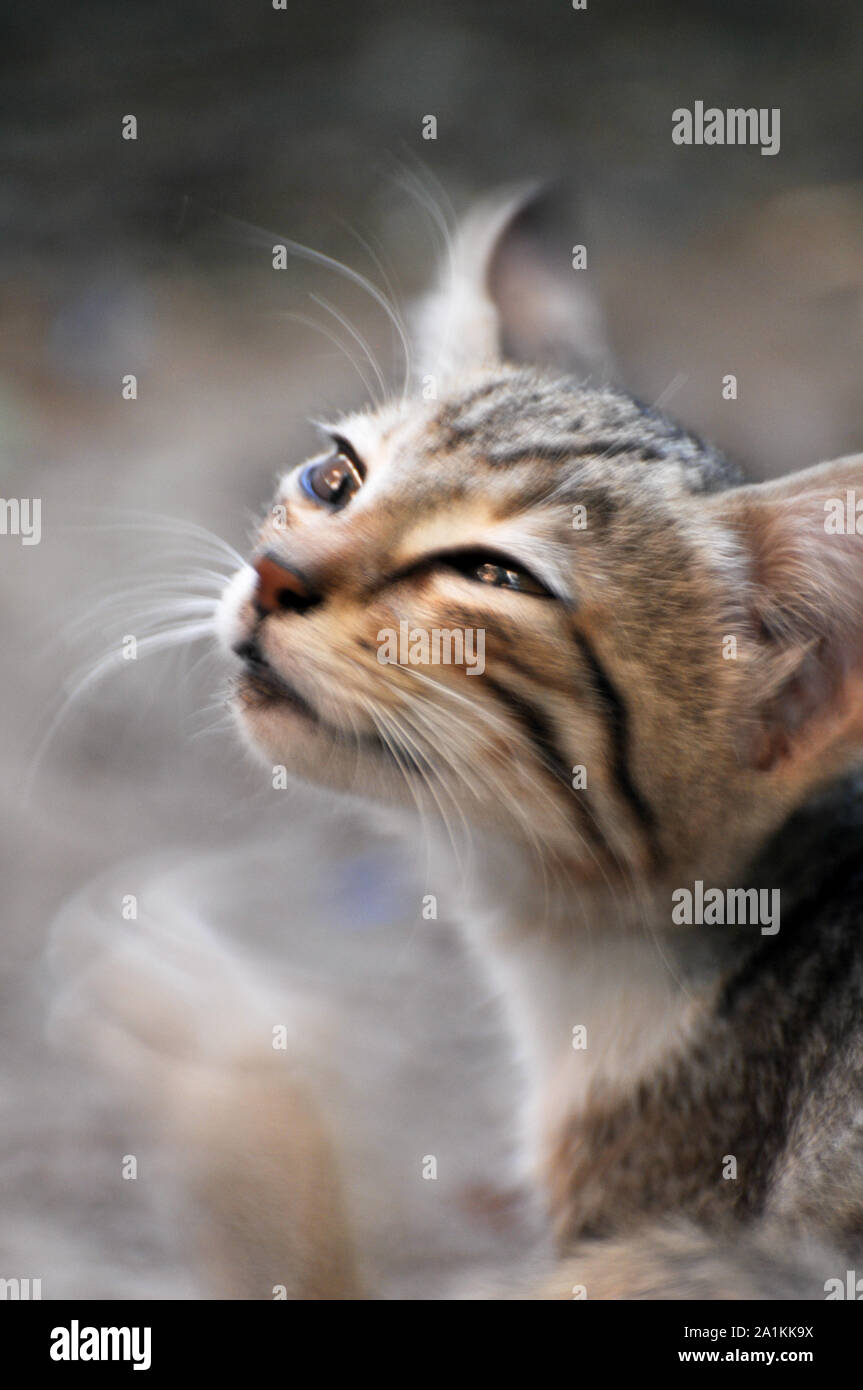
(232, 640, 320, 722)
(231, 638, 395, 762)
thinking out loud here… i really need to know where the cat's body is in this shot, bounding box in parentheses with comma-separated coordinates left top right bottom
(470, 778, 863, 1257)
(59, 190, 863, 1297)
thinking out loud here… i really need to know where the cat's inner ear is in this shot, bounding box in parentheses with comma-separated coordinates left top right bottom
(412, 186, 613, 386)
(716, 455, 863, 775)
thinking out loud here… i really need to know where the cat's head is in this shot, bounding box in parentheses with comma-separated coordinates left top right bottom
(219, 192, 863, 884)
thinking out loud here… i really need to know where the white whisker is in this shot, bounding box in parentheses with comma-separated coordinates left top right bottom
(309, 293, 387, 406)
(215, 211, 412, 401)
(278, 310, 379, 408)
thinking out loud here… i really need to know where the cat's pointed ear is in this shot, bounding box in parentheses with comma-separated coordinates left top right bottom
(412, 185, 613, 385)
(713, 455, 863, 775)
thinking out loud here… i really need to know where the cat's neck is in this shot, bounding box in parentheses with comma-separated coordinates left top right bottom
(467, 893, 680, 1153)
(452, 835, 762, 1180)
(454, 776, 863, 1181)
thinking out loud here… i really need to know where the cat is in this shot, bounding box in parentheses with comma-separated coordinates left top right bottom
(58, 189, 863, 1299)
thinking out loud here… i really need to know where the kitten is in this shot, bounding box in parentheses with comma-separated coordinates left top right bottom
(66, 191, 863, 1298)
(218, 188, 863, 1297)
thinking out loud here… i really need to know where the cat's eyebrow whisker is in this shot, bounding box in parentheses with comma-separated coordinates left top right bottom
(308, 293, 388, 407)
(336, 220, 412, 393)
(391, 159, 460, 374)
(214, 210, 411, 401)
(389, 155, 457, 273)
(279, 311, 380, 409)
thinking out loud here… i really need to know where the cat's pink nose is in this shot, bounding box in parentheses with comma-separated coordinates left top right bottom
(252, 551, 320, 616)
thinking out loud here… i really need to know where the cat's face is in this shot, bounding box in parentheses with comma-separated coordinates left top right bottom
(218, 364, 757, 881)
(218, 198, 863, 883)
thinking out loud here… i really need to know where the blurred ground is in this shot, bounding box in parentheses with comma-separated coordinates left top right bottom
(2, 0, 863, 1297)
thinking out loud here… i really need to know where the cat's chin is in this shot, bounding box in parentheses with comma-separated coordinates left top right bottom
(234, 667, 319, 725)
(231, 679, 327, 759)
(230, 683, 418, 804)
(229, 693, 607, 874)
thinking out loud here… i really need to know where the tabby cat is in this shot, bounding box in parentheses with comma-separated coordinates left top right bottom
(111, 193, 863, 1297)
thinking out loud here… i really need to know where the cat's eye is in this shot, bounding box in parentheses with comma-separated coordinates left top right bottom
(473, 561, 549, 595)
(441, 549, 553, 597)
(299, 451, 363, 509)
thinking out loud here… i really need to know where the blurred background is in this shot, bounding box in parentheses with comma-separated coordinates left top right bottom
(2, 0, 863, 1297)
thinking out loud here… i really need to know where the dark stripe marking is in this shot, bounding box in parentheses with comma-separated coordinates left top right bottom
(482, 672, 609, 857)
(573, 630, 660, 858)
(486, 436, 660, 468)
